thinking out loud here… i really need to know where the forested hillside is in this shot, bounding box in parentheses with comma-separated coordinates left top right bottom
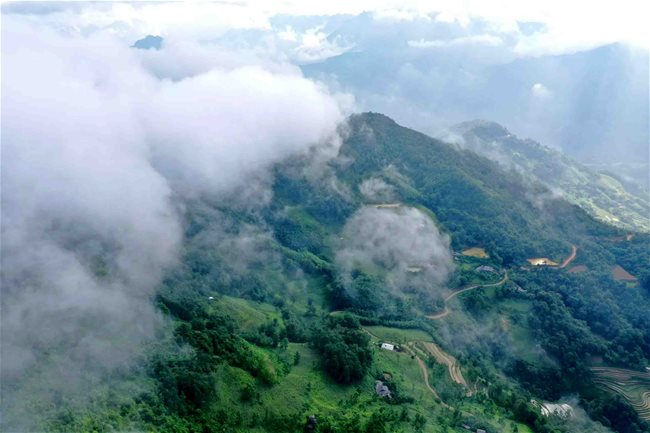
(19, 113, 650, 433)
(450, 120, 650, 233)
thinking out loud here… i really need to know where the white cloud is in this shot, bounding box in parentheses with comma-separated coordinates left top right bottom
(531, 83, 551, 98)
(289, 26, 354, 63)
(4, 1, 647, 54)
(1, 16, 346, 427)
(336, 206, 454, 304)
(408, 34, 503, 48)
(372, 8, 432, 21)
(277, 25, 299, 42)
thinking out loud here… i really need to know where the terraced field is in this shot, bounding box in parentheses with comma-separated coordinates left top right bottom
(591, 367, 650, 420)
(418, 342, 470, 395)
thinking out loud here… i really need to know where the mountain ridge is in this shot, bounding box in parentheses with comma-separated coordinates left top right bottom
(446, 119, 650, 233)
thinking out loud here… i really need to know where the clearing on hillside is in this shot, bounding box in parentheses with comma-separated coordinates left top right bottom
(461, 247, 489, 258)
(612, 265, 637, 281)
(568, 265, 588, 273)
(590, 366, 650, 420)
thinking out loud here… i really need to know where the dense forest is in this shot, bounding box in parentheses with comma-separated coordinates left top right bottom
(21, 113, 650, 433)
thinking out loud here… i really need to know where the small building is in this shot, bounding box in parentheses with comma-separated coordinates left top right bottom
(380, 343, 395, 351)
(531, 400, 573, 419)
(475, 265, 496, 273)
(527, 258, 558, 266)
(476, 429, 486, 433)
(375, 380, 392, 398)
(305, 415, 317, 432)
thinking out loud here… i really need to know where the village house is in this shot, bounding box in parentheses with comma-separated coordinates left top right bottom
(380, 343, 395, 351)
(475, 265, 496, 273)
(375, 380, 392, 398)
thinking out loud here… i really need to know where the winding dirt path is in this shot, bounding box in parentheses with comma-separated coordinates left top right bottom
(401, 344, 450, 407)
(350, 271, 511, 406)
(426, 271, 509, 320)
(559, 244, 578, 268)
(420, 342, 470, 395)
(363, 327, 450, 406)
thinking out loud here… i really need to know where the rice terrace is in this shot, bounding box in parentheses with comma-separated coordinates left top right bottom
(591, 366, 650, 421)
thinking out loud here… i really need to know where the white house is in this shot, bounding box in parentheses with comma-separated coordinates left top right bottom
(380, 343, 395, 351)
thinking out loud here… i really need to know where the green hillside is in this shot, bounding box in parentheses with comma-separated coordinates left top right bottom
(451, 120, 650, 233)
(32, 113, 650, 433)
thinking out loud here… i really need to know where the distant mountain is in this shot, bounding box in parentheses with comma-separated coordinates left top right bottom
(449, 120, 649, 232)
(131, 35, 163, 50)
(298, 14, 649, 173)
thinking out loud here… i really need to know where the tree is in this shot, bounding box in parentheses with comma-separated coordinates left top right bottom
(311, 315, 373, 384)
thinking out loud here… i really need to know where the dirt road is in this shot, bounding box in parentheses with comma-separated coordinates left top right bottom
(420, 342, 470, 394)
(365, 327, 451, 406)
(559, 244, 577, 268)
(400, 344, 449, 407)
(426, 271, 509, 320)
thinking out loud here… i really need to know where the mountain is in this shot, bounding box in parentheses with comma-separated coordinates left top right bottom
(448, 120, 650, 233)
(131, 35, 164, 50)
(296, 12, 649, 178)
(19, 113, 650, 433)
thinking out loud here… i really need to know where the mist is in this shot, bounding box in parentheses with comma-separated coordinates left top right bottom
(559, 397, 615, 433)
(336, 206, 454, 310)
(1, 17, 345, 429)
(359, 177, 396, 203)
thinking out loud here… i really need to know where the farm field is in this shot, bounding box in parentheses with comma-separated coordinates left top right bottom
(591, 366, 650, 420)
(461, 247, 489, 258)
(611, 265, 637, 281)
(568, 265, 588, 273)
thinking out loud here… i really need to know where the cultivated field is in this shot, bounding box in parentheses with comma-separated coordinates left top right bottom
(568, 265, 587, 273)
(417, 342, 470, 395)
(591, 366, 650, 420)
(612, 265, 637, 281)
(461, 247, 489, 258)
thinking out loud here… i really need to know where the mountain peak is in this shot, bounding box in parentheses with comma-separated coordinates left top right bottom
(131, 35, 163, 50)
(452, 119, 511, 141)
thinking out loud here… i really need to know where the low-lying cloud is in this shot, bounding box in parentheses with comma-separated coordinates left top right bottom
(408, 34, 503, 48)
(359, 177, 396, 202)
(1, 17, 345, 428)
(336, 206, 454, 309)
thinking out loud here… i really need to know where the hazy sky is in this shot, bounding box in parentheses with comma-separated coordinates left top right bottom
(2, 0, 648, 55)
